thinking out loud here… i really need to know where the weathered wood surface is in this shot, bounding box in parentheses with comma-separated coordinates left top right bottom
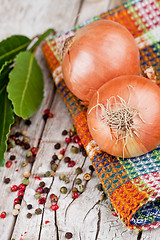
(0, 0, 159, 239)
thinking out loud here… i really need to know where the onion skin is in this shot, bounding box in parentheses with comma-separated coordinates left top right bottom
(62, 20, 141, 103)
(87, 75, 160, 158)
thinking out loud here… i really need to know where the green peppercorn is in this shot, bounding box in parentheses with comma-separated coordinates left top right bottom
(51, 163, 58, 172)
(64, 176, 70, 184)
(72, 187, 78, 193)
(35, 208, 42, 215)
(23, 136, 30, 144)
(75, 178, 82, 185)
(21, 161, 28, 167)
(60, 186, 67, 194)
(8, 138, 16, 148)
(71, 126, 76, 133)
(22, 178, 29, 185)
(34, 192, 41, 200)
(45, 171, 51, 177)
(26, 150, 33, 158)
(70, 146, 79, 154)
(77, 184, 85, 193)
(76, 167, 83, 175)
(59, 174, 66, 181)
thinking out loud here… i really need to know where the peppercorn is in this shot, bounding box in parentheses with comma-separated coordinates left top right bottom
(45, 171, 52, 177)
(75, 167, 83, 175)
(23, 171, 31, 178)
(39, 181, 45, 187)
(50, 160, 55, 165)
(22, 178, 29, 185)
(54, 143, 61, 150)
(3, 177, 10, 184)
(70, 146, 79, 154)
(59, 174, 66, 181)
(43, 187, 50, 194)
(77, 184, 85, 193)
(58, 154, 63, 160)
(82, 149, 87, 157)
(51, 163, 58, 172)
(23, 143, 30, 150)
(15, 204, 21, 210)
(10, 155, 16, 161)
(39, 197, 46, 205)
(62, 129, 68, 136)
(50, 194, 58, 202)
(35, 208, 42, 215)
(68, 160, 76, 167)
(8, 138, 16, 148)
(75, 178, 82, 185)
(64, 156, 71, 163)
(21, 161, 28, 167)
(15, 139, 22, 146)
(72, 187, 78, 193)
(65, 232, 73, 239)
(52, 154, 58, 160)
(64, 177, 70, 184)
(84, 173, 91, 181)
(25, 119, 31, 126)
(12, 209, 19, 216)
(23, 136, 30, 144)
(27, 204, 32, 210)
(43, 113, 49, 121)
(15, 132, 21, 137)
(27, 156, 35, 163)
(68, 130, 75, 137)
(21, 130, 27, 136)
(34, 192, 41, 200)
(60, 186, 67, 194)
(26, 213, 32, 219)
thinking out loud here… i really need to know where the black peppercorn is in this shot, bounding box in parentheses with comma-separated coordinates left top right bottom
(62, 129, 68, 136)
(27, 156, 35, 163)
(52, 154, 58, 160)
(10, 155, 16, 161)
(15, 139, 22, 146)
(43, 187, 50, 194)
(26, 213, 32, 218)
(27, 204, 32, 210)
(25, 119, 31, 126)
(54, 143, 61, 149)
(23, 143, 30, 150)
(39, 181, 45, 187)
(4, 177, 10, 184)
(64, 156, 71, 163)
(89, 165, 95, 172)
(65, 232, 73, 239)
(35, 208, 42, 215)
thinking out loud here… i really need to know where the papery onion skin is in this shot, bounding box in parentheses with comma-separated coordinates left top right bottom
(62, 20, 141, 103)
(87, 75, 160, 158)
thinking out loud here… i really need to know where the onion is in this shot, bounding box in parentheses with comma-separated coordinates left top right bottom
(87, 75, 160, 158)
(62, 20, 141, 103)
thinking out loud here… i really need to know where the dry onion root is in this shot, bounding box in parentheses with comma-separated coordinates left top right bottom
(87, 75, 160, 158)
(62, 19, 141, 103)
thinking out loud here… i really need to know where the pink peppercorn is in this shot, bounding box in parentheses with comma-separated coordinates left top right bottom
(65, 137, 72, 144)
(44, 109, 50, 114)
(5, 161, 13, 168)
(60, 149, 66, 155)
(31, 147, 38, 156)
(36, 187, 43, 194)
(72, 192, 79, 199)
(48, 113, 54, 118)
(73, 135, 80, 143)
(0, 212, 6, 219)
(11, 185, 18, 192)
(50, 194, 58, 202)
(51, 204, 59, 211)
(19, 184, 26, 191)
(14, 198, 20, 205)
(39, 197, 46, 205)
(112, 211, 118, 217)
(78, 140, 83, 147)
(18, 191, 24, 197)
(68, 160, 76, 167)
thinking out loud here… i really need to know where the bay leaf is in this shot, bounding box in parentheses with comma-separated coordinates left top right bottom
(0, 35, 31, 68)
(7, 51, 44, 119)
(0, 60, 13, 89)
(0, 87, 14, 166)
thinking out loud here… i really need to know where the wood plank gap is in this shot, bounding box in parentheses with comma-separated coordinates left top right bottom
(74, 0, 85, 25)
(95, 209, 101, 240)
(137, 231, 142, 240)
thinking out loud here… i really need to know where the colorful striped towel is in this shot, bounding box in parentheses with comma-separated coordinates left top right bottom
(42, 0, 160, 231)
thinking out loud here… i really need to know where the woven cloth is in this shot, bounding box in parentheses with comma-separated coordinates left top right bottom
(42, 0, 160, 231)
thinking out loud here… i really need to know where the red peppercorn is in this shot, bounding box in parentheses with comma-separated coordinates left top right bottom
(68, 160, 76, 167)
(51, 204, 59, 211)
(78, 140, 83, 147)
(5, 161, 13, 168)
(44, 109, 50, 114)
(31, 147, 38, 156)
(39, 197, 46, 205)
(18, 184, 26, 191)
(0, 212, 6, 219)
(50, 194, 58, 202)
(72, 192, 79, 199)
(18, 191, 24, 197)
(73, 135, 79, 143)
(65, 137, 72, 144)
(36, 187, 43, 194)
(14, 198, 20, 205)
(112, 211, 118, 217)
(48, 113, 54, 118)
(11, 185, 18, 192)
(60, 149, 66, 155)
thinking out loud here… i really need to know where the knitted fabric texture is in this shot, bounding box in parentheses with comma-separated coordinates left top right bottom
(42, 0, 160, 231)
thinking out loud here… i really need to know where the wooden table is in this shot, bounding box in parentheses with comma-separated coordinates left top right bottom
(0, 0, 159, 239)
